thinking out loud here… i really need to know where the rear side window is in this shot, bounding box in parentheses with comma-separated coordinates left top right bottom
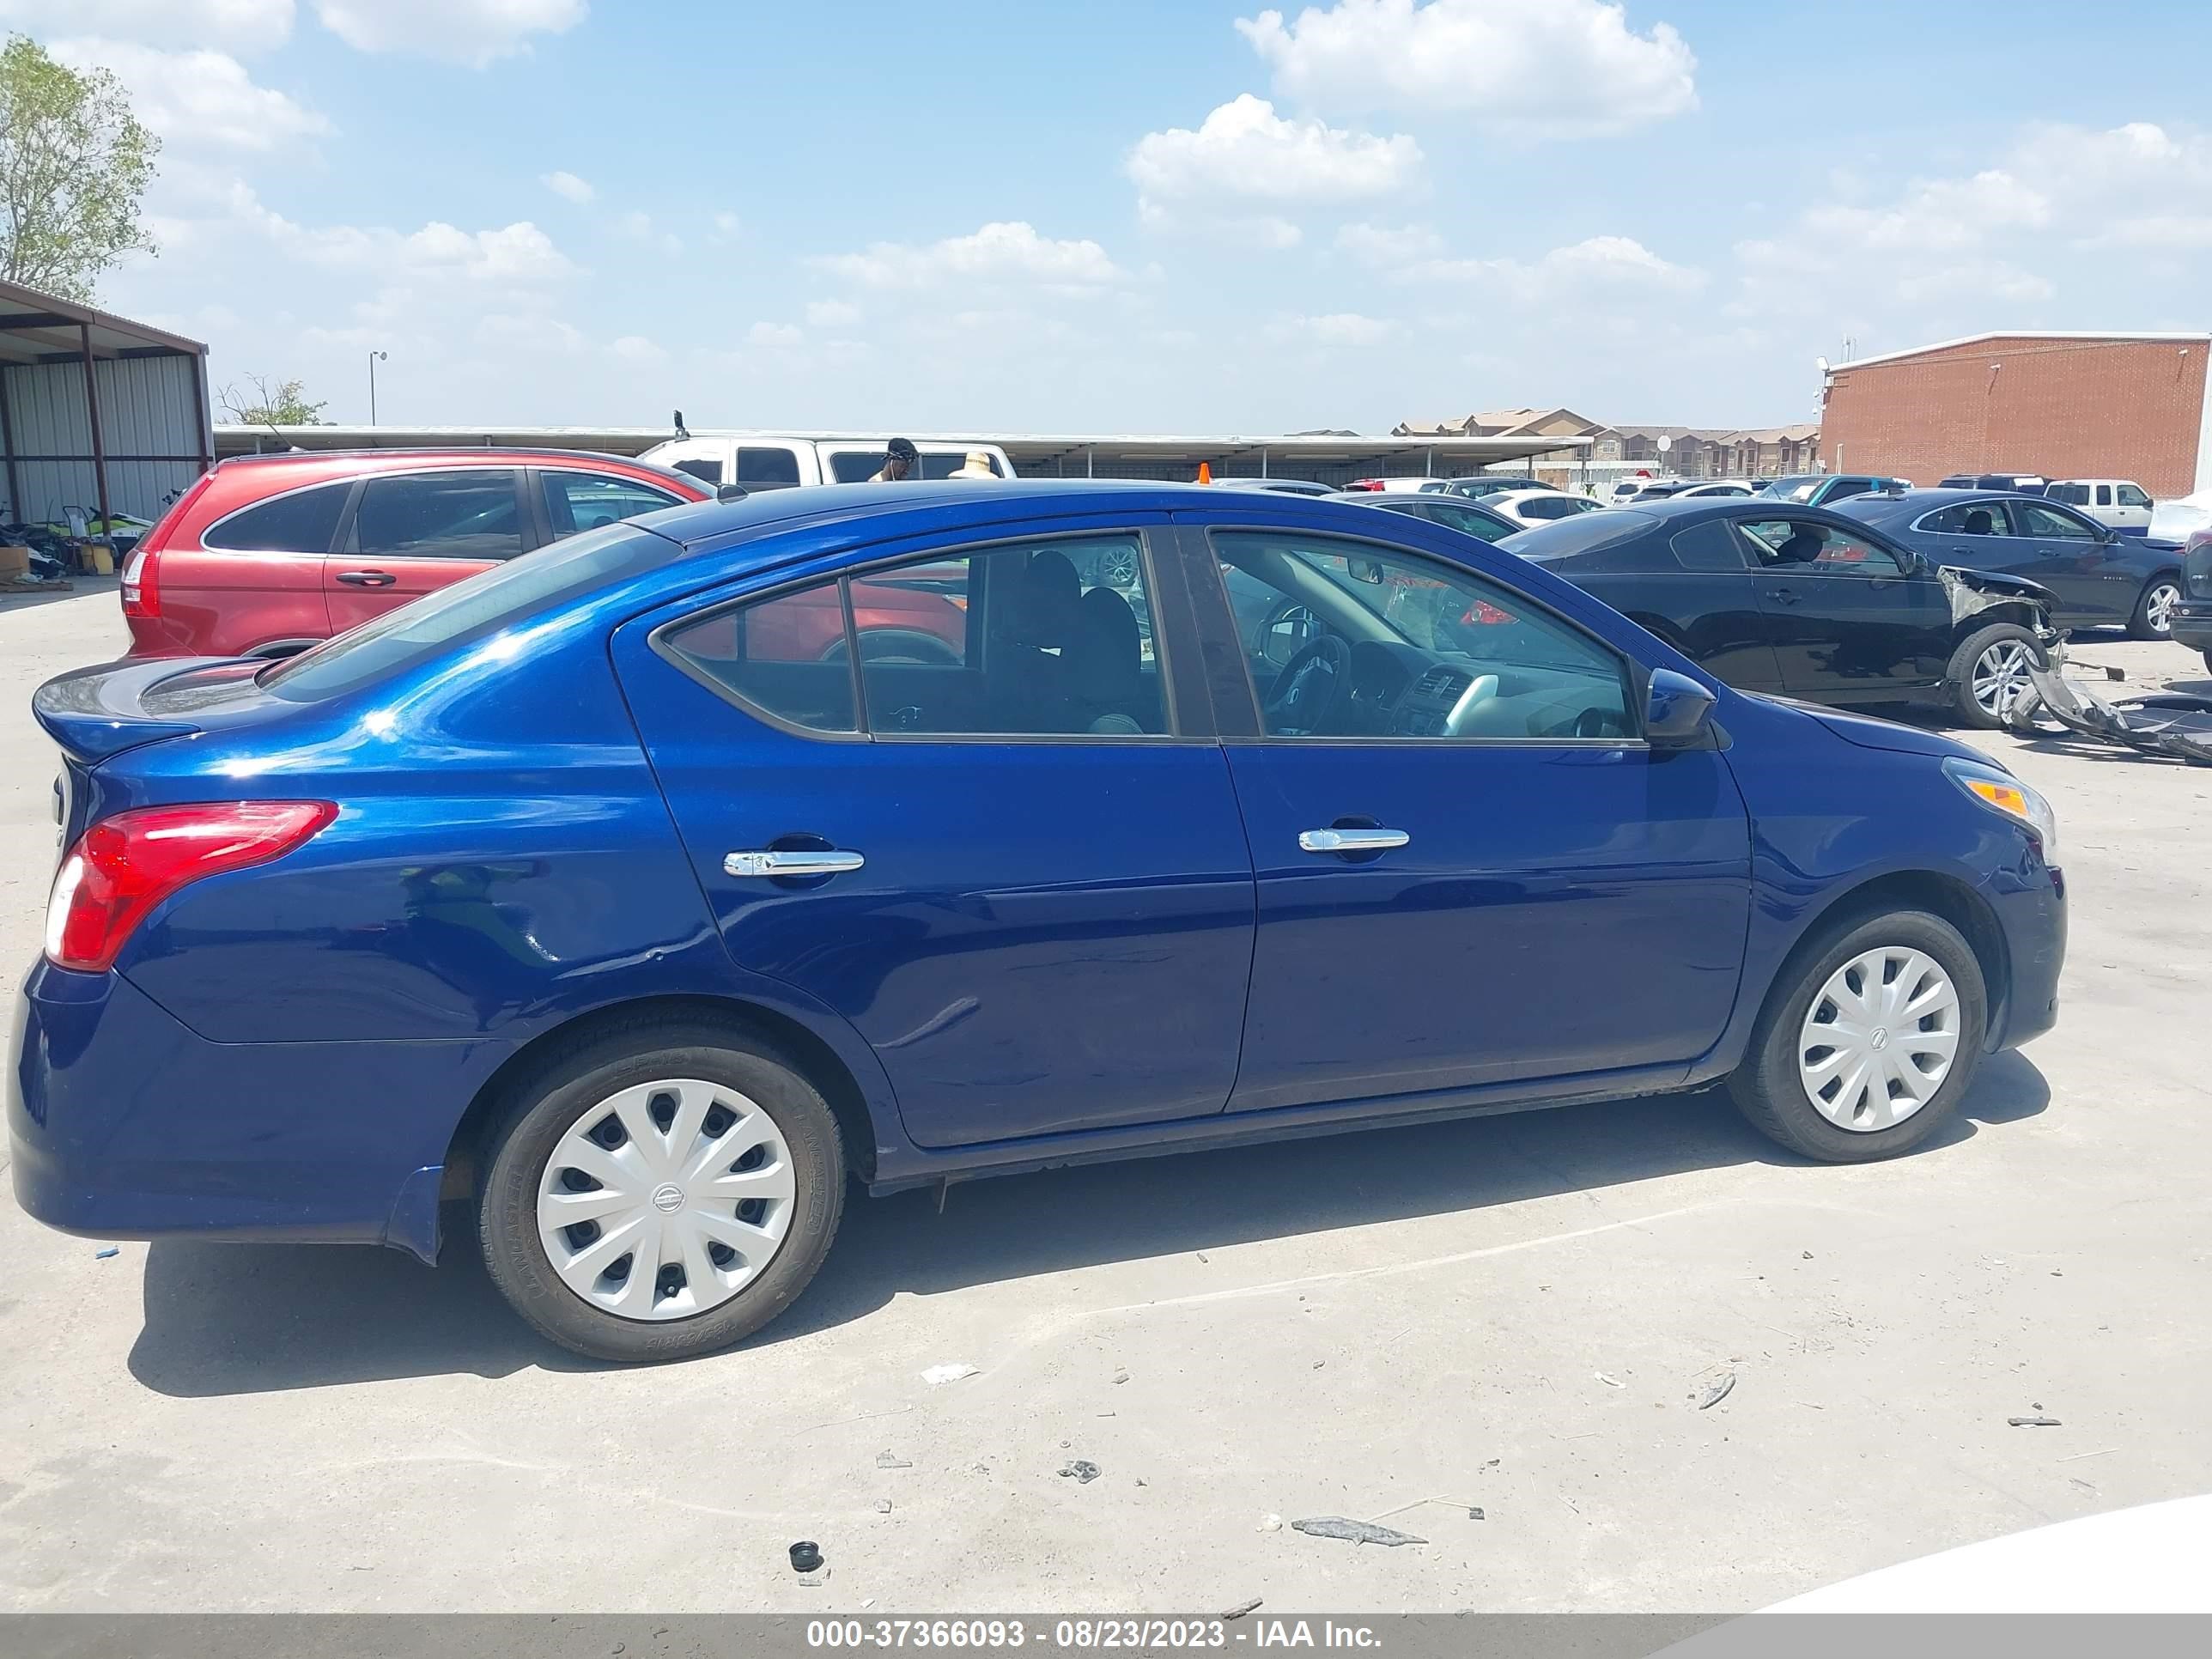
(263, 524, 670, 702)
(355, 471, 526, 561)
(1516, 495, 1583, 520)
(827, 450, 1005, 483)
(1917, 502, 2011, 535)
(663, 586, 860, 734)
(2047, 483, 2089, 506)
(672, 458, 722, 485)
(201, 481, 349, 553)
(736, 447, 804, 489)
(1669, 520, 1750, 572)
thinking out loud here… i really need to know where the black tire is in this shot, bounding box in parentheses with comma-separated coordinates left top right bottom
(2128, 576, 2181, 641)
(478, 1022, 846, 1363)
(1727, 909, 1988, 1164)
(1944, 623, 2044, 729)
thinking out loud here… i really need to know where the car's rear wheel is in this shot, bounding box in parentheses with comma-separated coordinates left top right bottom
(1946, 623, 2043, 728)
(2129, 578, 2180, 641)
(1728, 909, 1987, 1163)
(478, 1024, 845, 1362)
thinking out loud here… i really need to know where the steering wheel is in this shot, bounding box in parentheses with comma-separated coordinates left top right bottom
(1266, 634, 1351, 735)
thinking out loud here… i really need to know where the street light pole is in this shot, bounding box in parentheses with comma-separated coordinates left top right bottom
(368, 349, 388, 425)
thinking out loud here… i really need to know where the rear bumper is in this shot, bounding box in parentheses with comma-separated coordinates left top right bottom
(9, 960, 501, 1261)
(2170, 599, 2212, 652)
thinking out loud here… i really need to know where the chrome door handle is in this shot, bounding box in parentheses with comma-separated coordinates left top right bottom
(724, 848, 866, 878)
(1298, 827, 1409, 854)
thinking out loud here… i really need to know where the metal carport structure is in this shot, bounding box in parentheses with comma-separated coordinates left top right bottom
(0, 278, 211, 532)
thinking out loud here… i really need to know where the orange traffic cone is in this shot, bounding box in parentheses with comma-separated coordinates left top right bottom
(1197, 462, 1212, 485)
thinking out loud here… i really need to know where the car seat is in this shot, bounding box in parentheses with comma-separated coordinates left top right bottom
(1066, 586, 1152, 733)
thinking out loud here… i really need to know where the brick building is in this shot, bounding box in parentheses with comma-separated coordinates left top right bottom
(1819, 331, 2211, 498)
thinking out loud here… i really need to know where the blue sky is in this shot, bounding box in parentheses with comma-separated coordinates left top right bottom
(11, 0, 2212, 434)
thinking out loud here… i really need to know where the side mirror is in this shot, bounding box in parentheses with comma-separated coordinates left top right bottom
(716, 483, 750, 504)
(1645, 667, 1717, 747)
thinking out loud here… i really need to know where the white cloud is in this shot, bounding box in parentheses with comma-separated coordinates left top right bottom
(709, 211, 741, 243)
(50, 39, 328, 153)
(2013, 122, 2212, 249)
(0, 0, 294, 52)
(541, 170, 594, 204)
(1235, 0, 1698, 138)
(805, 299, 861, 328)
(1893, 261, 2056, 305)
(817, 221, 1127, 289)
(1380, 232, 1702, 297)
(312, 0, 586, 66)
(1334, 221, 1444, 264)
(1536, 234, 1705, 289)
(1273, 311, 1397, 347)
(746, 321, 803, 348)
(608, 334, 668, 365)
(1127, 94, 1420, 225)
(1799, 169, 2051, 254)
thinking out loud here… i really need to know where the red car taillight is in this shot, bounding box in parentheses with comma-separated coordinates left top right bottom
(45, 800, 336, 972)
(121, 471, 216, 620)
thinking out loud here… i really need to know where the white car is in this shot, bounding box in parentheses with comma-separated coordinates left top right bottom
(2047, 477, 2154, 536)
(1341, 477, 1462, 494)
(1480, 488, 1608, 527)
(639, 433, 1015, 489)
(1675, 479, 1761, 498)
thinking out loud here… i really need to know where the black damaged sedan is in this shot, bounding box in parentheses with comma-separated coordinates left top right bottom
(1498, 498, 2057, 728)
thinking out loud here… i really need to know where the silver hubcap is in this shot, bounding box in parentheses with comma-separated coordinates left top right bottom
(1971, 640, 2033, 717)
(1797, 947, 1961, 1132)
(537, 1079, 796, 1322)
(2146, 583, 2179, 635)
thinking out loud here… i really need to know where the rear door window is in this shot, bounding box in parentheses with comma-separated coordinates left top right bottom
(736, 447, 805, 489)
(201, 481, 350, 553)
(353, 471, 526, 560)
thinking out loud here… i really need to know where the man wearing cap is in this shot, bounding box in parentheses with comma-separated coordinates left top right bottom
(871, 437, 919, 483)
(947, 450, 998, 480)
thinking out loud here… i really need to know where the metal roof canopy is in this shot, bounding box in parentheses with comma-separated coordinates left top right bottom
(213, 423, 1589, 477)
(0, 277, 211, 533)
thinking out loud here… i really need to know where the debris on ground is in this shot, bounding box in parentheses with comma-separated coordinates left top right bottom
(1802, 1251, 1814, 1260)
(2008, 1415, 2063, 1427)
(788, 1541, 823, 1573)
(1112, 1368, 1129, 1385)
(921, 1364, 981, 1386)
(1257, 1514, 1283, 1532)
(1468, 1507, 1486, 1520)
(1196, 1251, 1209, 1263)
(1595, 1371, 1625, 1389)
(874, 1499, 892, 1514)
(796, 1571, 829, 1586)
(1697, 1372, 1737, 1411)
(94, 1247, 120, 1260)
(1221, 1599, 1264, 1621)
(1291, 1516, 1426, 1547)
(876, 1451, 914, 1469)
(2006, 644, 2212, 765)
(1059, 1460, 1101, 1484)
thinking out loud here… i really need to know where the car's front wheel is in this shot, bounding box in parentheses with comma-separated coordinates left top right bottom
(478, 1024, 846, 1362)
(2130, 577, 2181, 641)
(1728, 910, 1988, 1163)
(1945, 623, 2043, 728)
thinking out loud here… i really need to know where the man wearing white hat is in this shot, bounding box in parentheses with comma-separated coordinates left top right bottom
(948, 450, 999, 480)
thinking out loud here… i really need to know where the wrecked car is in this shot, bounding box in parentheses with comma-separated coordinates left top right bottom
(2005, 638, 2212, 765)
(1500, 498, 2057, 726)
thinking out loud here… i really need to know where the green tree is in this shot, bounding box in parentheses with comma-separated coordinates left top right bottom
(0, 35, 160, 302)
(219, 374, 328, 427)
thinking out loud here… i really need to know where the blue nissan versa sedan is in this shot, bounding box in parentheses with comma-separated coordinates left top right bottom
(12, 483, 2065, 1363)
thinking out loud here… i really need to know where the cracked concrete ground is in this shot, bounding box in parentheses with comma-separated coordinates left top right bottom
(3, 588, 2208, 1613)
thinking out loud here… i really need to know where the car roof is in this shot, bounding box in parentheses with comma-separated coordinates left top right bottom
(1837, 487, 2012, 520)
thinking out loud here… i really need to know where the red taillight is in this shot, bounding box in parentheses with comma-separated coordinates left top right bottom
(44, 800, 336, 972)
(1461, 599, 1517, 625)
(1344, 478, 1383, 491)
(121, 471, 215, 619)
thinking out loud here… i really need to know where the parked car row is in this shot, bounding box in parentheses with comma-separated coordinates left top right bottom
(20, 479, 2067, 1361)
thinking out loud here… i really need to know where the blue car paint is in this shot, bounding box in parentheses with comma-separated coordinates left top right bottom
(11, 483, 2065, 1261)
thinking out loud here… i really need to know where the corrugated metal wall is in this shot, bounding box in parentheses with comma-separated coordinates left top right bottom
(3, 354, 208, 525)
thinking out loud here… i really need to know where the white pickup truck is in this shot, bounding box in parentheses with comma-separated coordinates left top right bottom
(638, 433, 1016, 490)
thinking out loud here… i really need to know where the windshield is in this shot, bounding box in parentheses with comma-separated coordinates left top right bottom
(1759, 476, 1823, 501)
(260, 524, 674, 702)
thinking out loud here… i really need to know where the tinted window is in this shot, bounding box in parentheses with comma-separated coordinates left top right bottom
(663, 584, 859, 734)
(2118, 484, 2151, 507)
(202, 481, 349, 553)
(1917, 501, 2012, 535)
(262, 525, 668, 702)
(1761, 477, 1823, 502)
(540, 471, 683, 538)
(1370, 498, 1509, 542)
(1214, 531, 1630, 741)
(354, 471, 524, 561)
(2014, 502, 2099, 540)
(1670, 520, 1750, 572)
(2096, 485, 2112, 507)
(1739, 518, 1904, 576)
(1516, 495, 1584, 520)
(2046, 483, 2089, 506)
(736, 447, 803, 489)
(1823, 479, 1872, 502)
(672, 458, 722, 485)
(828, 450, 1005, 483)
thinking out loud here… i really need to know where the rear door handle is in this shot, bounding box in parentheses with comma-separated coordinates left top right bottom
(1298, 827, 1409, 854)
(725, 848, 866, 878)
(335, 569, 395, 587)
(1765, 586, 1802, 605)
